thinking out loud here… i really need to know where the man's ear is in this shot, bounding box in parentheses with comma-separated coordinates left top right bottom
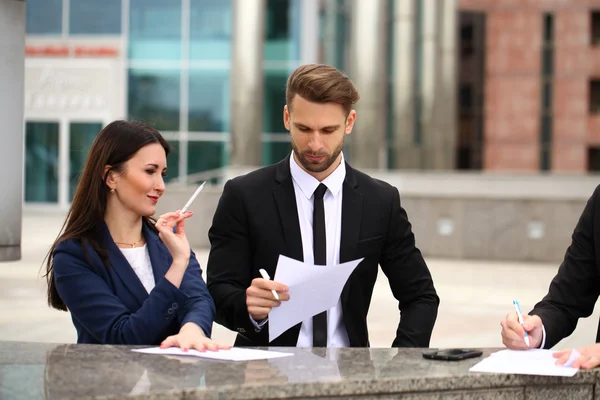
(345, 110, 357, 134)
(283, 105, 291, 131)
(103, 165, 117, 190)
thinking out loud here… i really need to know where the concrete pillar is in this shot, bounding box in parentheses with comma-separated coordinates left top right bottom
(348, 0, 387, 169)
(300, 0, 319, 64)
(321, 0, 336, 66)
(392, 0, 418, 169)
(420, 0, 439, 169)
(436, 0, 458, 169)
(230, 0, 265, 167)
(0, 0, 25, 262)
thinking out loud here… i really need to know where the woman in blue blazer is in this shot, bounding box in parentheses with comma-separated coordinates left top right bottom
(45, 120, 227, 351)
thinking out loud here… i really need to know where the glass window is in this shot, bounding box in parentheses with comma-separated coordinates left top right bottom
(189, 70, 229, 132)
(25, 122, 59, 203)
(263, 141, 290, 165)
(189, 0, 232, 60)
(265, 0, 300, 61)
(69, 122, 102, 200)
(263, 71, 288, 133)
(166, 140, 180, 183)
(187, 141, 226, 175)
(26, 0, 62, 35)
(70, 0, 121, 35)
(129, 0, 182, 60)
(128, 69, 181, 131)
(593, 11, 600, 46)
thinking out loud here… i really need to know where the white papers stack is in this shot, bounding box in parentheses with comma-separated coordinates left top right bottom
(132, 347, 293, 361)
(469, 349, 579, 377)
(269, 255, 363, 343)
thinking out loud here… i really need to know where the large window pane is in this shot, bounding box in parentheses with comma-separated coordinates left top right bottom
(25, 122, 59, 203)
(70, 0, 121, 35)
(26, 0, 62, 35)
(69, 122, 102, 200)
(187, 141, 226, 176)
(166, 140, 180, 183)
(190, 0, 232, 60)
(263, 141, 291, 166)
(129, 0, 182, 60)
(189, 70, 229, 132)
(264, 71, 288, 133)
(128, 69, 180, 130)
(265, 0, 300, 61)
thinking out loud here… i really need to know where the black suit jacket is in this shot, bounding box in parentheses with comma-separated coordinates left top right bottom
(531, 185, 600, 349)
(206, 155, 439, 347)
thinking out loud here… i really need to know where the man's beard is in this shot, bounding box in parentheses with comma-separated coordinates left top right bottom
(291, 136, 344, 173)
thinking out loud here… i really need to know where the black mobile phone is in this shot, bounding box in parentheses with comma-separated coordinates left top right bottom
(422, 349, 483, 361)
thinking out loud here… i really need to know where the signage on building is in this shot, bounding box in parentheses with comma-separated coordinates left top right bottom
(24, 38, 125, 117)
(25, 45, 119, 57)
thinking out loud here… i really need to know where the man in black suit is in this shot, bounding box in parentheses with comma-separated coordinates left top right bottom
(500, 185, 600, 368)
(206, 64, 439, 348)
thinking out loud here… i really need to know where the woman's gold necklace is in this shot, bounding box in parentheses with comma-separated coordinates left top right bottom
(114, 237, 145, 248)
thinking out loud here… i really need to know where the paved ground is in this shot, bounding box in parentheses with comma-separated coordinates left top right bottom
(2, 209, 599, 350)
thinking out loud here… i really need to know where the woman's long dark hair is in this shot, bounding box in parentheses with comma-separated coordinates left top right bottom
(44, 120, 170, 311)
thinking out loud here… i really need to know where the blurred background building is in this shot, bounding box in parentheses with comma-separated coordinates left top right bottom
(12, 0, 600, 262)
(23, 0, 600, 210)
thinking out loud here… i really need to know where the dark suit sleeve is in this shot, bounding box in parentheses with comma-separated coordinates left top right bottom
(54, 244, 194, 345)
(179, 250, 216, 337)
(530, 186, 600, 349)
(379, 187, 439, 347)
(206, 179, 256, 335)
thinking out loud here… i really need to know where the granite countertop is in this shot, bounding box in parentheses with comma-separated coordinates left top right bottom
(0, 341, 597, 400)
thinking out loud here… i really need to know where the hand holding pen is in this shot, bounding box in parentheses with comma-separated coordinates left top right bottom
(246, 269, 290, 321)
(500, 300, 544, 350)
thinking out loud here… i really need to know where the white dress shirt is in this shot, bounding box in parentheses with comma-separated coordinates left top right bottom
(120, 245, 155, 293)
(290, 152, 350, 348)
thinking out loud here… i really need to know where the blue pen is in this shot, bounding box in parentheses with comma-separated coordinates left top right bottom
(513, 299, 530, 347)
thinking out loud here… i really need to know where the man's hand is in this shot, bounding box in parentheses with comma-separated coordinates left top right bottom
(246, 278, 289, 321)
(500, 313, 543, 350)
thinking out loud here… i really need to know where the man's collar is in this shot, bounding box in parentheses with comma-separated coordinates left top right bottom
(289, 151, 346, 199)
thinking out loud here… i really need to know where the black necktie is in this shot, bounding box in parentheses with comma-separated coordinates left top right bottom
(312, 183, 328, 347)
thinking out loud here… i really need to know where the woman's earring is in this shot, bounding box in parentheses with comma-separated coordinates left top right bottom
(110, 189, 115, 194)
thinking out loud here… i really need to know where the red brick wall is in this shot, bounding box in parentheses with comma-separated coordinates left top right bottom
(459, 0, 600, 172)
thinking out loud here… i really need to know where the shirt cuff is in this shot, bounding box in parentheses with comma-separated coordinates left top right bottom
(249, 314, 268, 332)
(539, 323, 546, 349)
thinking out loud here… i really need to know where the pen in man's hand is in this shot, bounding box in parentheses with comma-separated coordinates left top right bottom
(513, 299, 530, 347)
(259, 269, 280, 301)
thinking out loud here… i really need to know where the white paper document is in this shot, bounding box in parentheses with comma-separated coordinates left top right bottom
(469, 349, 579, 377)
(268, 255, 364, 343)
(132, 347, 294, 361)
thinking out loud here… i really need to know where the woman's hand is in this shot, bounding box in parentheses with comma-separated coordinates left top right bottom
(160, 322, 231, 352)
(154, 210, 193, 266)
(554, 344, 600, 369)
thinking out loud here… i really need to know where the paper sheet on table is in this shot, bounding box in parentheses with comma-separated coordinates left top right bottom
(469, 349, 579, 377)
(268, 255, 364, 343)
(132, 347, 294, 361)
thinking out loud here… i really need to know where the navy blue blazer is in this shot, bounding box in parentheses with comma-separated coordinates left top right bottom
(53, 221, 215, 345)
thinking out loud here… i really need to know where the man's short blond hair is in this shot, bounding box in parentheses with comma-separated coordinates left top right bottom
(286, 64, 360, 115)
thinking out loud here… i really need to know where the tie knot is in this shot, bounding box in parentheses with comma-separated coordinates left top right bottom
(313, 183, 327, 200)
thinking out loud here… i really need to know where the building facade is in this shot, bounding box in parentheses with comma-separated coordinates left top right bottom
(459, 0, 600, 172)
(24, 0, 318, 208)
(24, 0, 600, 208)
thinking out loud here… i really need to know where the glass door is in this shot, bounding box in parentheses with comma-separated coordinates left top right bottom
(69, 122, 103, 200)
(25, 122, 59, 203)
